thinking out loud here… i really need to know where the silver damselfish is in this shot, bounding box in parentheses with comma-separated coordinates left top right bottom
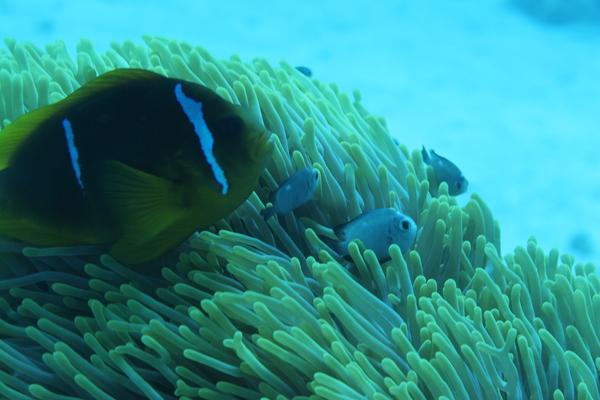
(422, 146, 468, 195)
(261, 167, 319, 220)
(328, 208, 417, 260)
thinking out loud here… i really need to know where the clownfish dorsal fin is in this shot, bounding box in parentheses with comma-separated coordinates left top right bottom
(0, 69, 163, 171)
(62, 69, 162, 107)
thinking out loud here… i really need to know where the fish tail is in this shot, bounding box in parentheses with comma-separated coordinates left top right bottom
(421, 146, 430, 164)
(320, 235, 355, 265)
(320, 235, 341, 255)
(260, 206, 276, 220)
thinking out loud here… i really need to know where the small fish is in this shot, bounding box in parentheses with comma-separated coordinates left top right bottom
(421, 146, 468, 195)
(295, 66, 313, 77)
(327, 208, 417, 260)
(0, 69, 273, 264)
(261, 167, 319, 220)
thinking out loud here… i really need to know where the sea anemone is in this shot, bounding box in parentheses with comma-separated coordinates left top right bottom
(0, 37, 598, 399)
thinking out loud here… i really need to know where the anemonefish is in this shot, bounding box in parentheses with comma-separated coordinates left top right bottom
(0, 69, 273, 264)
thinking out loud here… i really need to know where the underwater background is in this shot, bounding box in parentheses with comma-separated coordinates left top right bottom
(2, 0, 599, 266)
(1, 1, 600, 400)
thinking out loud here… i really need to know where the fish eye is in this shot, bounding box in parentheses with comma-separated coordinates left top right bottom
(401, 220, 410, 231)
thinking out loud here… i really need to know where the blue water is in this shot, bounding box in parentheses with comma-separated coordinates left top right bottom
(2, 0, 599, 266)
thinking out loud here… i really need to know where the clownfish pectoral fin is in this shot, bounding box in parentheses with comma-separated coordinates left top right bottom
(101, 160, 197, 264)
(100, 160, 188, 251)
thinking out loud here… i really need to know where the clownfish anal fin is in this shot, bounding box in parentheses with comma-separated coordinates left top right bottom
(109, 222, 192, 265)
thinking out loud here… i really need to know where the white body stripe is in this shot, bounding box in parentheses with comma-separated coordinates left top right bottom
(62, 118, 83, 189)
(174, 83, 229, 195)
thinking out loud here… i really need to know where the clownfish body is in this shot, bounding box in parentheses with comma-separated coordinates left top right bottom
(0, 69, 272, 264)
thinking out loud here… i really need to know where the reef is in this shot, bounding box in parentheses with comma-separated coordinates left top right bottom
(0, 37, 599, 399)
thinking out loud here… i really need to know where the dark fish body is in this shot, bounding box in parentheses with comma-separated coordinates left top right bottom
(329, 208, 417, 260)
(295, 66, 313, 77)
(421, 146, 468, 195)
(261, 167, 318, 219)
(0, 69, 272, 264)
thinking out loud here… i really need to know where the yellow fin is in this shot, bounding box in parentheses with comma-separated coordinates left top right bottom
(109, 221, 193, 265)
(101, 160, 199, 264)
(101, 160, 185, 241)
(0, 215, 102, 246)
(0, 68, 163, 171)
(62, 68, 162, 107)
(0, 105, 59, 170)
